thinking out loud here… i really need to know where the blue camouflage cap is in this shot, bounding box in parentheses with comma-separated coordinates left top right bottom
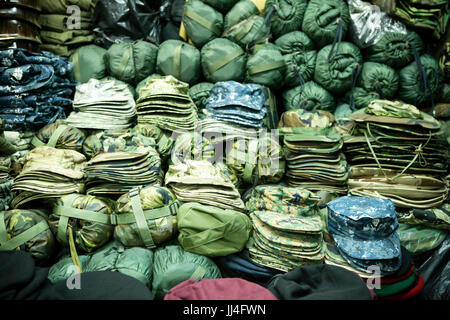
(327, 196, 401, 261)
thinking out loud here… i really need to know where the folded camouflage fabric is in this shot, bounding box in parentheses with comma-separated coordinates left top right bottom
(398, 223, 448, 254)
(182, 0, 224, 48)
(31, 120, 86, 152)
(278, 109, 335, 129)
(136, 76, 198, 132)
(47, 240, 154, 287)
(224, 0, 260, 31)
(69, 45, 108, 83)
(302, 0, 350, 48)
(177, 202, 252, 257)
(165, 160, 245, 212)
(66, 78, 136, 130)
(265, 0, 307, 39)
(0, 209, 56, 266)
(281, 81, 336, 112)
(157, 40, 201, 86)
(189, 82, 214, 118)
(152, 245, 222, 300)
(84, 151, 163, 197)
(324, 243, 375, 278)
(223, 15, 269, 49)
(397, 205, 450, 231)
(49, 193, 115, 253)
(113, 186, 180, 249)
(274, 31, 316, 88)
(170, 132, 215, 166)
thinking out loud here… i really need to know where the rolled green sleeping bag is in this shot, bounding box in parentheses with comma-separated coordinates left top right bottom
(314, 41, 363, 95)
(200, 0, 239, 13)
(182, 0, 224, 48)
(156, 40, 201, 86)
(224, 0, 260, 31)
(398, 54, 444, 108)
(347, 87, 381, 110)
(224, 15, 269, 50)
(69, 45, 108, 83)
(302, 0, 350, 48)
(282, 81, 336, 113)
(106, 40, 159, 86)
(364, 30, 424, 69)
(264, 0, 308, 39)
(245, 43, 286, 89)
(201, 38, 247, 83)
(274, 31, 315, 55)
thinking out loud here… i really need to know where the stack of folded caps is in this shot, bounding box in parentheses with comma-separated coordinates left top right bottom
(244, 184, 325, 272)
(136, 75, 198, 132)
(67, 78, 136, 130)
(327, 196, 402, 276)
(84, 151, 163, 197)
(10, 146, 86, 209)
(165, 160, 245, 212)
(1, 130, 34, 172)
(197, 118, 263, 143)
(38, 0, 97, 56)
(344, 99, 448, 208)
(0, 48, 77, 132)
(205, 81, 267, 129)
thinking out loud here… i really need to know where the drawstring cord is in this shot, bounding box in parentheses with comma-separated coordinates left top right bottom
(327, 18, 343, 62)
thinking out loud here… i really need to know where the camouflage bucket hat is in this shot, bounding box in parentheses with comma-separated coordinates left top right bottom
(206, 81, 266, 111)
(170, 132, 215, 166)
(278, 109, 335, 129)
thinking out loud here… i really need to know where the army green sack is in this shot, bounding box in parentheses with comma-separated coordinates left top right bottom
(200, 0, 238, 13)
(69, 45, 108, 83)
(282, 81, 336, 113)
(398, 54, 444, 108)
(113, 186, 180, 249)
(156, 40, 201, 86)
(49, 194, 115, 253)
(0, 209, 56, 266)
(106, 40, 159, 86)
(224, 15, 269, 49)
(182, 0, 224, 48)
(177, 202, 253, 257)
(224, 0, 260, 31)
(152, 245, 222, 300)
(245, 43, 286, 89)
(201, 38, 247, 83)
(302, 0, 350, 48)
(48, 240, 154, 287)
(265, 0, 307, 39)
(32, 121, 86, 153)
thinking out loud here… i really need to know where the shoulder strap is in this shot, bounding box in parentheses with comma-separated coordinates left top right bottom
(207, 49, 244, 75)
(184, 7, 221, 36)
(47, 124, 69, 148)
(248, 60, 285, 75)
(129, 187, 156, 249)
(110, 200, 180, 225)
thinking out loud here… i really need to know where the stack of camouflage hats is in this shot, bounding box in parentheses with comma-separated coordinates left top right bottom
(344, 99, 448, 209)
(244, 184, 325, 272)
(10, 146, 86, 208)
(38, 0, 97, 56)
(165, 160, 245, 212)
(84, 151, 163, 197)
(136, 76, 198, 132)
(205, 81, 267, 129)
(327, 196, 402, 276)
(67, 78, 136, 130)
(279, 109, 349, 195)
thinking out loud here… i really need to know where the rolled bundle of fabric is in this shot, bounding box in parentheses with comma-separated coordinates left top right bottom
(189, 82, 214, 118)
(223, 15, 269, 50)
(264, 0, 307, 39)
(200, 0, 239, 13)
(69, 45, 108, 83)
(223, 0, 261, 31)
(281, 81, 336, 113)
(170, 132, 215, 166)
(31, 120, 86, 153)
(302, 0, 350, 48)
(201, 38, 247, 83)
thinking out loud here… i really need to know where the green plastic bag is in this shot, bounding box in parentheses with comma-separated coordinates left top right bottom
(69, 45, 108, 83)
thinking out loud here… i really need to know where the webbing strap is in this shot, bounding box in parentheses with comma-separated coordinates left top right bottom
(189, 266, 207, 280)
(110, 200, 180, 225)
(116, 45, 133, 80)
(0, 219, 49, 251)
(72, 50, 81, 81)
(54, 206, 112, 224)
(207, 49, 244, 74)
(233, 18, 255, 42)
(184, 8, 221, 36)
(129, 187, 155, 249)
(31, 136, 45, 148)
(173, 44, 182, 80)
(47, 125, 69, 148)
(56, 194, 80, 246)
(68, 224, 82, 273)
(248, 60, 285, 75)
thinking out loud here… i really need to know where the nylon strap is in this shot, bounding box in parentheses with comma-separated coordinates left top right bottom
(184, 8, 221, 36)
(328, 18, 343, 62)
(207, 49, 244, 74)
(116, 45, 133, 80)
(31, 136, 45, 148)
(47, 125, 69, 148)
(56, 194, 80, 246)
(0, 211, 9, 245)
(54, 206, 112, 224)
(129, 187, 155, 249)
(248, 60, 285, 75)
(0, 220, 49, 251)
(72, 50, 81, 81)
(233, 18, 255, 42)
(110, 200, 180, 225)
(68, 224, 82, 273)
(173, 44, 182, 80)
(189, 266, 207, 279)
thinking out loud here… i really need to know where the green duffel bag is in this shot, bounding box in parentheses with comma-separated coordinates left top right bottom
(398, 54, 444, 108)
(282, 81, 336, 113)
(106, 40, 159, 86)
(47, 240, 154, 287)
(245, 43, 286, 89)
(224, 0, 260, 31)
(302, 0, 350, 48)
(31, 120, 86, 153)
(264, 0, 308, 39)
(136, 74, 163, 97)
(156, 40, 201, 86)
(182, 0, 224, 48)
(40, 0, 95, 14)
(363, 30, 425, 69)
(201, 38, 247, 83)
(314, 41, 363, 95)
(69, 45, 108, 83)
(177, 202, 253, 257)
(201, 0, 239, 13)
(152, 245, 222, 300)
(224, 15, 269, 49)
(189, 82, 214, 115)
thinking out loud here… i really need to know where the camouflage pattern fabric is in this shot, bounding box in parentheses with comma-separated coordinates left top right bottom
(32, 120, 86, 152)
(365, 99, 423, 119)
(324, 243, 376, 278)
(396, 205, 450, 231)
(169, 132, 215, 166)
(398, 223, 448, 254)
(278, 109, 335, 129)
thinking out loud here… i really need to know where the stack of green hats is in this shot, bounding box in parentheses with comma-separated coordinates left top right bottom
(244, 184, 325, 272)
(11, 146, 86, 208)
(84, 151, 163, 197)
(136, 75, 198, 132)
(67, 78, 136, 130)
(165, 160, 245, 212)
(38, 0, 97, 56)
